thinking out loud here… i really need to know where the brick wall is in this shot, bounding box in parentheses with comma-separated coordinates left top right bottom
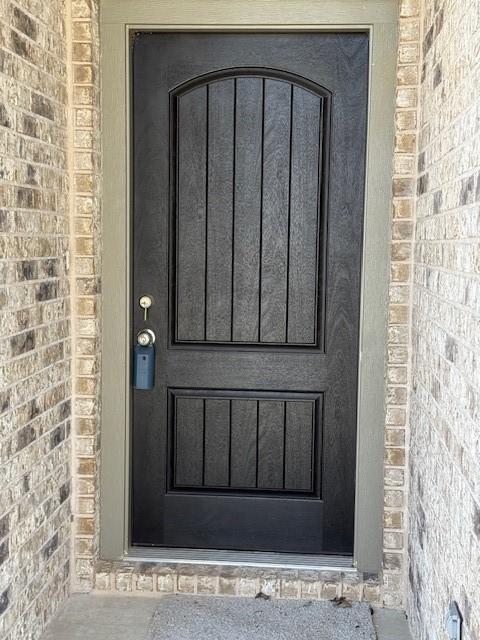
(407, 0, 480, 638)
(382, 0, 421, 608)
(69, 0, 102, 593)
(0, 1, 71, 638)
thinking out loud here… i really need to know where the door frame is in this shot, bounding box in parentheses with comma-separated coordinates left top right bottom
(100, 0, 398, 574)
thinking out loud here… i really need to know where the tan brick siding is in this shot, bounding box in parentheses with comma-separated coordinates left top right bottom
(407, 0, 480, 638)
(382, 0, 422, 608)
(70, 0, 101, 594)
(0, 0, 71, 638)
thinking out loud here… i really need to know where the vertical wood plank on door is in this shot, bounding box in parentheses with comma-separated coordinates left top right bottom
(176, 87, 207, 341)
(260, 80, 291, 343)
(230, 399, 257, 487)
(175, 397, 204, 486)
(232, 77, 263, 342)
(206, 80, 234, 342)
(288, 89, 322, 344)
(257, 400, 285, 489)
(284, 401, 314, 491)
(204, 398, 231, 486)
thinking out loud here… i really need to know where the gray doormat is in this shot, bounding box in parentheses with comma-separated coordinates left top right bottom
(147, 595, 376, 640)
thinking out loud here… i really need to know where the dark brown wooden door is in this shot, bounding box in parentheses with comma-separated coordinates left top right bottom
(132, 32, 368, 555)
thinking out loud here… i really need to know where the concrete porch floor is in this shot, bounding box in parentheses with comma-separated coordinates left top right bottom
(40, 594, 412, 640)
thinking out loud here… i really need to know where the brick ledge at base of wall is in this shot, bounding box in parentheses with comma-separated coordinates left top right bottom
(92, 560, 382, 603)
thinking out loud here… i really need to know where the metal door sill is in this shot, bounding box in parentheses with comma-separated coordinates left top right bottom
(127, 546, 355, 571)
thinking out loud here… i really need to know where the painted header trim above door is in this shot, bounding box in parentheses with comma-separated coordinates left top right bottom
(100, 0, 398, 574)
(103, 0, 397, 26)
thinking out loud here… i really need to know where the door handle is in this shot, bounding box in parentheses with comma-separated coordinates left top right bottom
(136, 329, 155, 346)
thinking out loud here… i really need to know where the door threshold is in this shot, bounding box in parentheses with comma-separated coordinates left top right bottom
(127, 547, 355, 571)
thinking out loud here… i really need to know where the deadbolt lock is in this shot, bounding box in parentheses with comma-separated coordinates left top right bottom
(139, 295, 153, 321)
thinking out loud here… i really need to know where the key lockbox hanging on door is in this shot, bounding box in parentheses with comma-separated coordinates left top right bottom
(133, 329, 155, 390)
